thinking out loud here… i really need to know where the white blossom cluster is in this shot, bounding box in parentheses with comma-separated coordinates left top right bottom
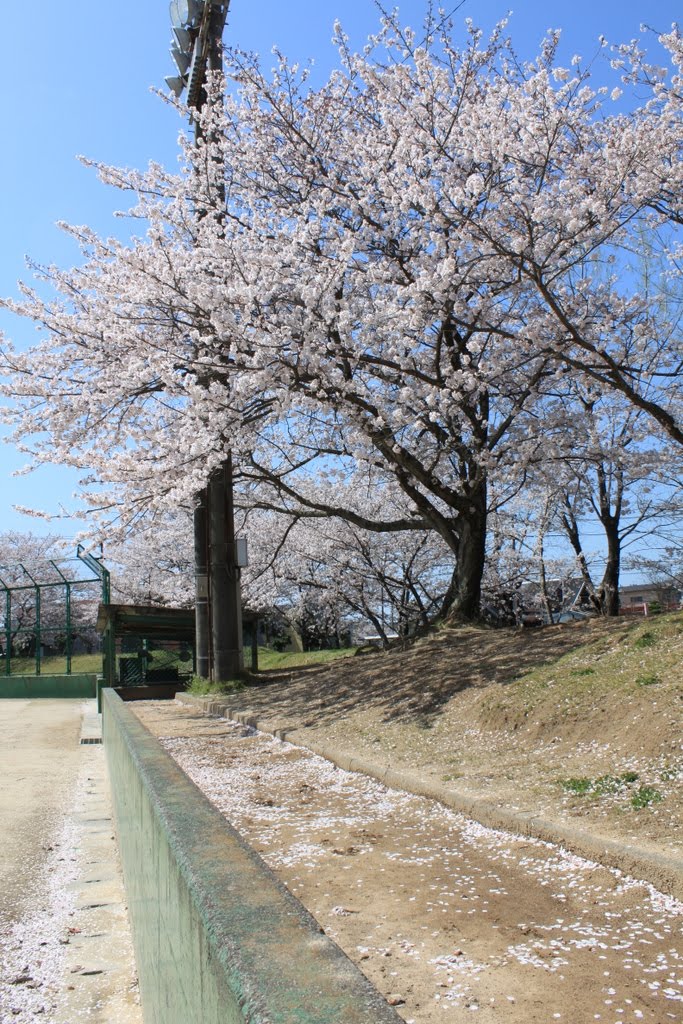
(1, 15, 681, 617)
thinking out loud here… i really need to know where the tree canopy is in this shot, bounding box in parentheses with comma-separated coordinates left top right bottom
(1, 13, 681, 619)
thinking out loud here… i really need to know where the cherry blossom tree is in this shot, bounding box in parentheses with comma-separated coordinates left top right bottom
(627, 544, 683, 597)
(243, 500, 454, 643)
(1, 13, 681, 621)
(523, 379, 681, 616)
(106, 513, 195, 607)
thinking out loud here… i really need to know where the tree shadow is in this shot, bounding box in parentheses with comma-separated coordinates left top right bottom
(243, 620, 624, 729)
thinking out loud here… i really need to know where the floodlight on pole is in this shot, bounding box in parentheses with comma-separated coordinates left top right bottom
(165, 75, 186, 98)
(170, 0, 201, 29)
(171, 45, 191, 75)
(166, 1, 231, 105)
(169, 0, 183, 30)
(166, 0, 206, 99)
(164, 0, 240, 683)
(173, 26, 192, 51)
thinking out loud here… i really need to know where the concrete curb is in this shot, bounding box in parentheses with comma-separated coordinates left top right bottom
(177, 693, 683, 903)
(58, 736, 142, 1023)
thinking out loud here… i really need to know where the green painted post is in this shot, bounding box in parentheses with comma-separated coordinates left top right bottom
(3, 584, 10, 677)
(51, 561, 73, 675)
(35, 585, 41, 676)
(76, 546, 111, 684)
(76, 546, 110, 604)
(104, 621, 116, 687)
(65, 583, 72, 675)
(20, 565, 41, 676)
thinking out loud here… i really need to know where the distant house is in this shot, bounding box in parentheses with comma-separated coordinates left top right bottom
(618, 583, 682, 615)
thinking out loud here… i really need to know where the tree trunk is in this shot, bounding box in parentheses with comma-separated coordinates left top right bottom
(594, 519, 621, 617)
(446, 480, 488, 621)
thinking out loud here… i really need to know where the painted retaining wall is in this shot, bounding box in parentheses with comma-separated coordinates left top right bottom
(0, 673, 97, 698)
(102, 689, 402, 1024)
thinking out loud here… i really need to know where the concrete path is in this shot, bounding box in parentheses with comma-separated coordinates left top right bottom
(0, 699, 141, 1023)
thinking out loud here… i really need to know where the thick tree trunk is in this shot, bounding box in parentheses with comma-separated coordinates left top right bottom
(444, 480, 488, 621)
(594, 520, 621, 617)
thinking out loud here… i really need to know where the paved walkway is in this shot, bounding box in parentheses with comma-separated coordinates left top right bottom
(0, 699, 141, 1023)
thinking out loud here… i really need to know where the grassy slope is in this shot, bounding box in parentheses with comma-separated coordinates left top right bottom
(256, 646, 357, 670)
(2, 652, 103, 676)
(479, 611, 683, 732)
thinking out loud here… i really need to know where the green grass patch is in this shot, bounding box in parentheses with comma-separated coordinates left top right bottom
(256, 646, 356, 670)
(633, 630, 657, 649)
(559, 776, 593, 795)
(570, 667, 595, 677)
(558, 771, 640, 797)
(630, 785, 663, 809)
(2, 652, 102, 676)
(559, 771, 663, 810)
(636, 673, 660, 687)
(187, 675, 246, 697)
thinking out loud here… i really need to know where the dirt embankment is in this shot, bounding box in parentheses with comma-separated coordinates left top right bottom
(233, 613, 683, 857)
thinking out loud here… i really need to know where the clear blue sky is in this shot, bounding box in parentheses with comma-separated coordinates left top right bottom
(0, 0, 679, 546)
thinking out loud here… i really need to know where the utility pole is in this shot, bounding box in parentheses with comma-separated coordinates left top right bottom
(166, 0, 243, 682)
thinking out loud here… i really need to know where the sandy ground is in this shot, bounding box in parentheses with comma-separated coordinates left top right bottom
(0, 701, 141, 1024)
(0, 700, 82, 924)
(134, 700, 683, 1024)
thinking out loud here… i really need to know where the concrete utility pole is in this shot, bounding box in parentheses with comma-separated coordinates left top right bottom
(166, 0, 244, 682)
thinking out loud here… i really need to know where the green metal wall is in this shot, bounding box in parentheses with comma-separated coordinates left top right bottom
(0, 674, 97, 698)
(102, 689, 402, 1024)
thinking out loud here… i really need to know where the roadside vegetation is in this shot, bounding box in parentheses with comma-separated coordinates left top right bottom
(256, 646, 357, 671)
(187, 645, 357, 696)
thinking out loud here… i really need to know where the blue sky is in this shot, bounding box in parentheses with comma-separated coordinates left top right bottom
(0, 0, 680, 547)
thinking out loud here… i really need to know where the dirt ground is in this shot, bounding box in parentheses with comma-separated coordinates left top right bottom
(0, 700, 82, 923)
(215, 616, 683, 859)
(0, 701, 140, 1024)
(133, 617, 683, 1024)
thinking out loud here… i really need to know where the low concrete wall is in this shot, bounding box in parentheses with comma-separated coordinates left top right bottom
(102, 689, 401, 1024)
(0, 673, 97, 698)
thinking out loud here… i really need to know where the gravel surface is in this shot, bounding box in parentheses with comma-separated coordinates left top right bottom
(196, 618, 683, 859)
(0, 768, 83, 1020)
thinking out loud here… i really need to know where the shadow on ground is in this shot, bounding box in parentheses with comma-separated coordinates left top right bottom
(247, 620, 621, 727)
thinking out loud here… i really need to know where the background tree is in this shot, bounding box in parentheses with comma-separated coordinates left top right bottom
(106, 512, 195, 607)
(0, 532, 99, 655)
